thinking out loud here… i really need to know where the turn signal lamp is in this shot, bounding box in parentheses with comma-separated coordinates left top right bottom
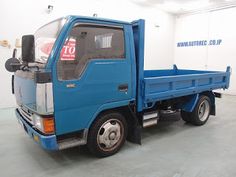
(42, 117, 55, 134)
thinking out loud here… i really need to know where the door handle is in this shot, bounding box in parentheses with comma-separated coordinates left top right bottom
(118, 84, 128, 92)
(66, 83, 76, 88)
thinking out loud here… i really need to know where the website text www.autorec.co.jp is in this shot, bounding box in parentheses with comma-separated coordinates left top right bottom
(177, 39, 222, 47)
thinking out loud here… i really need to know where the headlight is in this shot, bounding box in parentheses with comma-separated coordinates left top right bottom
(33, 114, 55, 134)
(33, 114, 43, 131)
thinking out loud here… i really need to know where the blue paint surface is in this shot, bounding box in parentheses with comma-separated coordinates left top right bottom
(49, 16, 136, 135)
(15, 109, 58, 150)
(132, 19, 145, 112)
(182, 94, 199, 112)
(143, 66, 230, 108)
(14, 73, 36, 111)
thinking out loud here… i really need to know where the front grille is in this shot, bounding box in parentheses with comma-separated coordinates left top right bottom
(18, 107, 34, 125)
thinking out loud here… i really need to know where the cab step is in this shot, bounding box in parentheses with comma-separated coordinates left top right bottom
(58, 138, 86, 150)
(143, 112, 159, 128)
(57, 130, 88, 150)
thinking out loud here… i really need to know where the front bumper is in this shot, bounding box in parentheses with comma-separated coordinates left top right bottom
(15, 109, 59, 150)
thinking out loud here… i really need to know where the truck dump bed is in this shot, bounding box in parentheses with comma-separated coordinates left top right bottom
(143, 66, 231, 106)
(132, 19, 231, 111)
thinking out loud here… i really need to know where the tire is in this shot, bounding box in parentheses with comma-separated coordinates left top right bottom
(87, 112, 127, 157)
(180, 110, 192, 123)
(182, 95, 211, 126)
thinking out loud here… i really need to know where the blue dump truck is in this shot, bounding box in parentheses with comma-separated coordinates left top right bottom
(5, 16, 231, 157)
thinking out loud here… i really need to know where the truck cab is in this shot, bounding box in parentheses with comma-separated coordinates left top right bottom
(11, 16, 140, 156)
(6, 15, 230, 157)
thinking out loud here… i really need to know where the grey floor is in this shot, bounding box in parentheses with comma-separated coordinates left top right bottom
(1, 95, 236, 177)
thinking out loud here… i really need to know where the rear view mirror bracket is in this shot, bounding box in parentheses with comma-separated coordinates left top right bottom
(5, 48, 21, 72)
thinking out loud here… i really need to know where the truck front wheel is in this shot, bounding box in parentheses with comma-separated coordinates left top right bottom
(87, 112, 127, 157)
(181, 95, 211, 126)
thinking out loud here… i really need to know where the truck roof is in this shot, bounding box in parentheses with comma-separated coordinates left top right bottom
(67, 15, 132, 25)
(36, 15, 132, 34)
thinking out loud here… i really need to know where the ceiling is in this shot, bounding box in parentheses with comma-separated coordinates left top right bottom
(131, 0, 236, 15)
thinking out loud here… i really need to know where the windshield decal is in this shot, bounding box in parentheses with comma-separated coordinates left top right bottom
(60, 39, 76, 61)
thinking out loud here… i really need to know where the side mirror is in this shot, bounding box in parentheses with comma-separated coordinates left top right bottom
(22, 35, 35, 63)
(5, 49, 21, 72)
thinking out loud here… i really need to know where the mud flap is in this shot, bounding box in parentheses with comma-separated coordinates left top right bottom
(127, 123, 142, 145)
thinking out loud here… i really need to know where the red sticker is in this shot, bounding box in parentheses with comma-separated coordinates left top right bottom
(60, 40, 76, 61)
(40, 42, 54, 55)
(39, 40, 76, 61)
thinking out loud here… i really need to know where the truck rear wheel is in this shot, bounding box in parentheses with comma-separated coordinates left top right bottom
(87, 112, 127, 157)
(180, 111, 192, 123)
(181, 95, 211, 126)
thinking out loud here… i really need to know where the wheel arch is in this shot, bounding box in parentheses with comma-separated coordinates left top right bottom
(89, 105, 142, 145)
(181, 91, 215, 115)
(201, 91, 216, 115)
(181, 94, 199, 112)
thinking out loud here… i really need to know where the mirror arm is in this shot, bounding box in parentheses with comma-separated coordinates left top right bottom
(20, 65, 29, 71)
(10, 63, 22, 67)
(28, 65, 39, 71)
(12, 48, 17, 58)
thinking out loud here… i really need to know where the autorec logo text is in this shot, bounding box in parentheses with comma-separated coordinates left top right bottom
(177, 39, 222, 47)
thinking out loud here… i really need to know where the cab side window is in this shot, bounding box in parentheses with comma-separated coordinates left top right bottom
(57, 24, 125, 81)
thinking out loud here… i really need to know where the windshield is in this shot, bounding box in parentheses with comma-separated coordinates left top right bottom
(34, 18, 66, 64)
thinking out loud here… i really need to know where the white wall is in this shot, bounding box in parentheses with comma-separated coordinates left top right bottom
(144, 13, 175, 69)
(0, 0, 175, 108)
(174, 7, 236, 95)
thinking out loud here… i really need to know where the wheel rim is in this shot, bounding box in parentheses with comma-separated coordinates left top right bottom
(198, 100, 210, 121)
(97, 119, 124, 152)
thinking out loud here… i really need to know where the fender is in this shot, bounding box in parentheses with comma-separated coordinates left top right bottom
(86, 100, 142, 145)
(203, 91, 216, 115)
(86, 100, 132, 128)
(182, 94, 199, 112)
(181, 91, 215, 115)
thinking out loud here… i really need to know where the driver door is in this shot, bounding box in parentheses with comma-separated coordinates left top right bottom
(53, 22, 133, 135)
